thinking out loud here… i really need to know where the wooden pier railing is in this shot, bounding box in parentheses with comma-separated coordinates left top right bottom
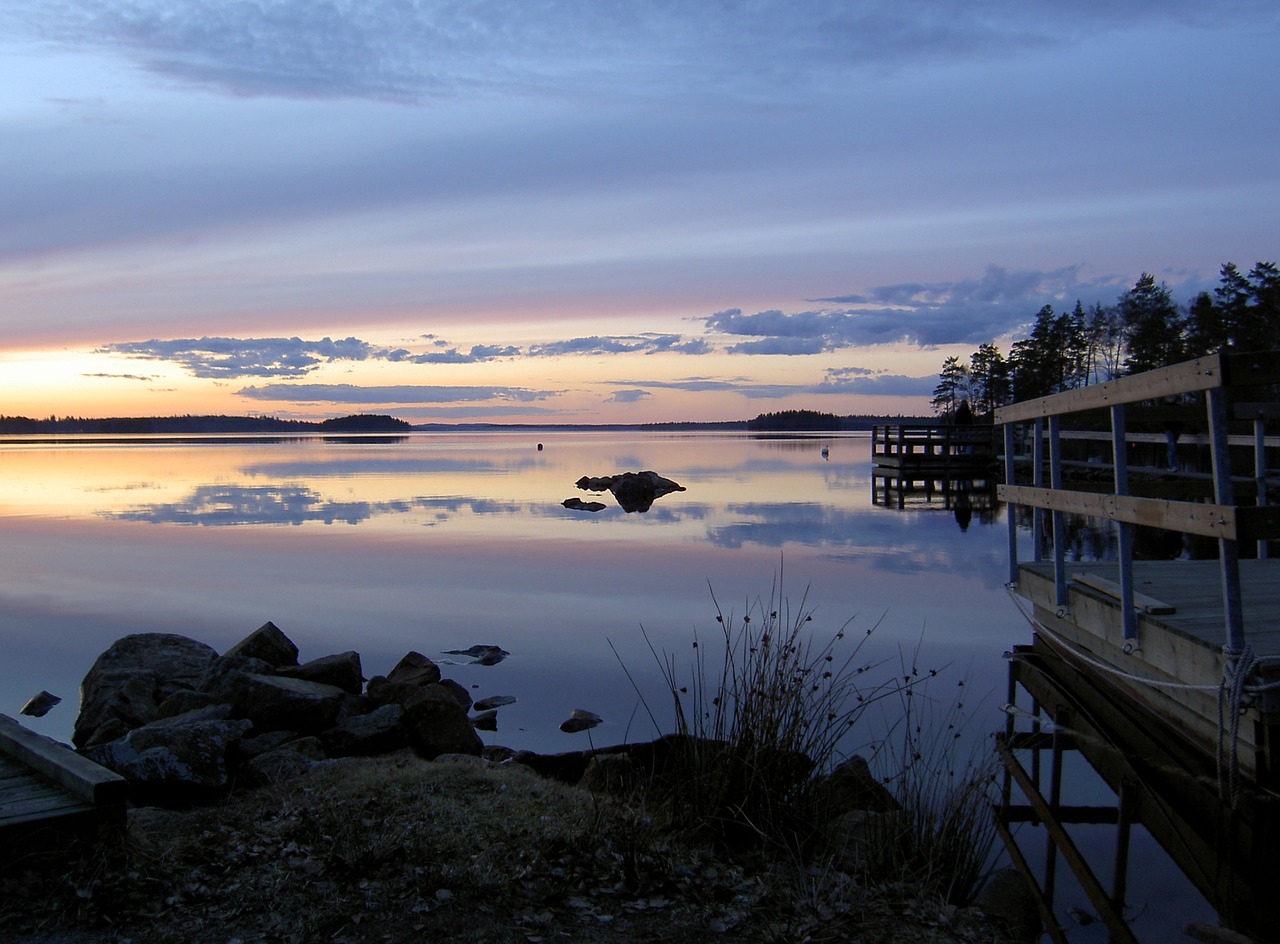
(995, 350, 1280, 649)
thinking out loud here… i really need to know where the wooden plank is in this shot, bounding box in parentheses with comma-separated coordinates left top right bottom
(1074, 572, 1177, 614)
(999, 484, 1240, 539)
(995, 354, 1226, 423)
(0, 714, 126, 806)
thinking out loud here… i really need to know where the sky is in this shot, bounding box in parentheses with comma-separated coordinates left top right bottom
(1, 1, 1277, 424)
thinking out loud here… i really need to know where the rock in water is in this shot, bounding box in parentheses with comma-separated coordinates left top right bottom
(559, 709, 602, 733)
(20, 690, 61, 717)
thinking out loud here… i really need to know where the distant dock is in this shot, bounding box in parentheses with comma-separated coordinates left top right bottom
(870, 422, 998, 507)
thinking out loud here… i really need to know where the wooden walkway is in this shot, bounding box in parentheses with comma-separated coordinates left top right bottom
(0, 714, 126, 851)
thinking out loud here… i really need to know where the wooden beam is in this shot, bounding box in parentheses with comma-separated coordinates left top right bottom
(995, 355, 1226, 424)
(0, 714, 126, 806)
(998, 484, 1241, 539)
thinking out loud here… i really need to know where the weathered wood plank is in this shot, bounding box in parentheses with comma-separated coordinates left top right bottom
(995, 354, 1227, 423)
(1073, 572, 1177, 614)
(999, 485, 1240, 539)
(0, 714, 126, 806)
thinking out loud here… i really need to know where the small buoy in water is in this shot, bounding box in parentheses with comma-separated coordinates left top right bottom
(20, 690, 61, 717)
(820, 446, 829, 459)
(537, 443, 543, 451)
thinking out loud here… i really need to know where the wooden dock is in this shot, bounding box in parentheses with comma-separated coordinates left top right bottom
(1012, 558, 1280, 783)
(994, 350, 1280, 787)
(991, 351, 1280, 941)
(871, 423, 999, 508)
(0, 714, 127, 853)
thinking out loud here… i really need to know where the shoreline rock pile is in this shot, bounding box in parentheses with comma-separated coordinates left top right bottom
(73, 622, 495, 806)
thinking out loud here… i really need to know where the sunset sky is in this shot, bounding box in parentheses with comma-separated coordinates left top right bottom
(2, 1, 1276, 424)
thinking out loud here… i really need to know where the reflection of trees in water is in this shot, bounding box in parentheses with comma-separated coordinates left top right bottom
(1011, 507, 1221, 561)
(106, 485, 525, 526)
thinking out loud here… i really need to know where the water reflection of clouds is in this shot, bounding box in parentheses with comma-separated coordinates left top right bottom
(704, 500, 1008, 584)
(107, 485, 530, 526)
(238, 456, 539, 478)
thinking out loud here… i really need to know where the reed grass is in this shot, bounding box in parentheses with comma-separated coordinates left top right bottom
(615, 571, 999, 905)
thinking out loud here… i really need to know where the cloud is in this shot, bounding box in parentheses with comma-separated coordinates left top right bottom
(81, 372, 159, 382)
(528, 334, 711, 357)
(706, 265, 1144, 349)
(99, 336, 386, 379)
(605, 389, 652, 404)
(236, 384, 558, 404)
(10, 1, 1265, 104)
(404, 344, 521, 364)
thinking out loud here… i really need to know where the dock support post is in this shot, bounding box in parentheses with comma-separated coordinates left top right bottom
(1111, 405, 1138, 640)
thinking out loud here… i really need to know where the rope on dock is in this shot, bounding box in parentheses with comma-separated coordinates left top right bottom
(1004, 585, 1268, 808)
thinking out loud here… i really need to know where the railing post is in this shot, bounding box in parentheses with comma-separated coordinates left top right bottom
(1207, 387, 1245, 653)
(1049, 415, 1067, 608)
(1006, 421, 1019, 584)
(1256, 414, 1269, 561)
(1111, 405, 1138, 640)
(1033, 418, 1046, 563)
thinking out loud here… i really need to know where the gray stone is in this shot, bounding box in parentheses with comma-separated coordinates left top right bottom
(83, 708, 253, 804)
(223, 621, 299, 667)
(579, 753, 635, 795)
(74, 633, 218, 748)
(227, 673, 347, 733)
(386, 651, 442, 686)
(155, 689, 224, 719)
(437, 678, 472, 710)
(321, 704, 408, 757)
(402, 685, 483, 759)
(974, 868, 1041, 944)
(276, 651, 364, 694)
(814, 755, 900, 815)
(196, 654, 273, 699)
(236, 729, 301, 761)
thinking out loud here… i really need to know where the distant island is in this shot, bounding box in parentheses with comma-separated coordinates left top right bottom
(0, 410, 927, 435)
(0, 414, 413, 434)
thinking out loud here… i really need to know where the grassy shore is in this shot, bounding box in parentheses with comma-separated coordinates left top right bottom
(1, 752, 1014, 944)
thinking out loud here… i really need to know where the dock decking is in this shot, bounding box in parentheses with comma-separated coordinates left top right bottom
(0, 714, 126, 851)
(1013, 558, 1280, 783)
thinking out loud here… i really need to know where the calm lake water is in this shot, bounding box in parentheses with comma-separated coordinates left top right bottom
(0, 430, 1218, 940)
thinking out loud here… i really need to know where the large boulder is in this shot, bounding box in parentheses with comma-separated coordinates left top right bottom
(223, 621, 299, 667)
(82, 705, 253, 805)
(401, 685, 483, 759)
(366, 651, 443, 707)
(813, 755, 900, 815)
(225, 673, 348, 734)
(74, 633, 218, 748)
(275, 651, 364, 694)
(321, 704, 408, 757)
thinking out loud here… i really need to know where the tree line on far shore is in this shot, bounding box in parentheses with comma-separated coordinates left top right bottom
(932, 261, 1280, 419)
(0, 413, 412, 434)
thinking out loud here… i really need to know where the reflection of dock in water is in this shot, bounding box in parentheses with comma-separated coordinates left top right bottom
(997, 638, 1280, 944)
(870, 423, 1000, 515)
(992, 351, 1280, 942)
